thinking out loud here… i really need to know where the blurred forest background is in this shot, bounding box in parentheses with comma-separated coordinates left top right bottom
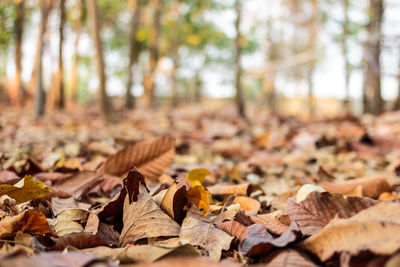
(0, 0, 400, 120)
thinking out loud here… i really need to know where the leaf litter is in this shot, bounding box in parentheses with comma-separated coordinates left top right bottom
(1, 108, 400, 266)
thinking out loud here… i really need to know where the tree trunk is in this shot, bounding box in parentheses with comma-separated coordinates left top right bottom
(125, 0, 141, 109)
(87, 0, 114, 120)
(363, 0, 384, 114)
(13, 0, 24, 107)
(35, 0, 50, 117)
(55, 0, 66, 109)
(342, 0, 351, 112)
(393, 44, 400, 110)
(144, 0, 161, 108)
(193, 72, 202, 103)
(307, 0, 318, 119)
(69, 0, 83, 106)
(234, 0, 245, 118)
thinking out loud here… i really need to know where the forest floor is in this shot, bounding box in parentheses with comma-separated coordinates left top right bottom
(1, 104, 400, 266)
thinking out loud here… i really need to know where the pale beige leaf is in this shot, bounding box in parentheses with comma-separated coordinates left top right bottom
(207, 183, 249, 196)
(303, 202, 400, 261)
(180, 205, 233, 260)
(120, 184, 180, 247)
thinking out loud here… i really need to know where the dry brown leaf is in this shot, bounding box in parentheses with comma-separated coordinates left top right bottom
(0, 209, 52, 239)
(160, 181, 188, 224)
(51, 197, 91, 216)
(83, 244, 199, 264)
(217, 219, 248, 243)
(179, 205, 233, 260)
(240, 222, 300, 257)
(232, 196, 260, 215)
(207, 183, 249, 196)
(120, 184, 180, 247)
(48, 232, 108, 251)
(130, 257, 243, 267)
(319, 176, 391, 199)
(53, 220, 84, 236)
(99, 136, 175, 181)
(256, 249, 320, 267)
(303, 202, 400, 261)
(249, 213, 289, 235)
(0, 176, 51, 204)
(287, 191, 377, 235)
(53, 171, 104, 199)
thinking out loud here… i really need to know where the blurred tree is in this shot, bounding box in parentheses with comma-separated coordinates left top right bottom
(307, 0, 319, 118)
(125, 0, 142, 109)
(54, 0, 66, 109)
(234, 0, 245, 118)
(394, 43, 400, 110)
(143, 0, 161, 108)
(341, 0, 351, 112)
(13, 0, 24, 107)
(362, 0, 384, 114)
(35, 0, 51, 117)
(87, 0, 114, 120)
(68, 0, 84, 106)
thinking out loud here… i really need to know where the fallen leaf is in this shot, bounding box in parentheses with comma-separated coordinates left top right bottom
(295, 184, 326, 203)
(287, 191, 377, 235)
(217, 219, 248, 243)
(180, 205, 233, 260)
(187, 186, 210, 215)
(207, 183, 249, 196)
(0, 209, 52, 239)
(0, 176, 51, 204)
(83, 244, 199, 264)
(257, 249, 320, 267)
(98, 169, 147, 223)
(303, 202, 400, 261)
(120, 184, 180, 247)
(53, 221, 84, 236)
(379, 192, 399, 201)
(131, 257, 242, 267)
(186, 168, 211, 187)
(99, 136, 175, 181)
(52, 171, 104, 199)
(240, 222, 300, 257)
(249, 212, 290, 235)
(0, 170, 19, 184)
(47, 232, 108, 251)
(160, 181, 188, 224)
(232, 196, 260, 215)
(51, 197, 91, 216)
(319, 176, 391, 199)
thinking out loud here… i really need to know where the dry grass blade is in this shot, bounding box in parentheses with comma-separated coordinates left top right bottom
(99, 136, 175, 180)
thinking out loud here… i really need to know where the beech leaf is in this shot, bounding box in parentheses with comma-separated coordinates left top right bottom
(0, 176, 51, 204)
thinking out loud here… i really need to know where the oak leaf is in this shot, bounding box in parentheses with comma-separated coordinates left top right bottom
(120, 184, 180, 247)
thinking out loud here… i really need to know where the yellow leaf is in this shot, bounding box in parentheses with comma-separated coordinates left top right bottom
(0, 176, 51, 204)
(186, 168, 211, 188)
(187, 185, 210, 215)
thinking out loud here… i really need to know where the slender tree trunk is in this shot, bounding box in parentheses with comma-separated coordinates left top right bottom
(393, 44, 400, 110)
(126, 0, 141, 109)
(307, 0, 318, 119)
(363, 0, 384, 114)
(234, 0, 245, 118)
(342, 0, 351, 112)
(144, 0, 161, 108)
(69, 0, 83, 106)
(55, 0, 66, 109)
(87, 0, 114, 120)
(193, 71, 202, 103)
(13, 0, 24, 107)
(35, 0, 50, 117)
